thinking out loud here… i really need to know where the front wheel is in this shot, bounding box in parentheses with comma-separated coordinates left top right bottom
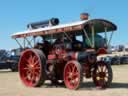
(64, 60, 82, 90)
(92, 61, 113, 88)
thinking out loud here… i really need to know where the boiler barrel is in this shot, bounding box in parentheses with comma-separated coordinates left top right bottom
(77, 51, 96, 62)
(77, 52, 88, 61)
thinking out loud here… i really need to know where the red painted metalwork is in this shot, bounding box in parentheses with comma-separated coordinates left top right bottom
(19, 49, 45, 87)
(48, 54, 57, 60)
(64, 61, 82, 90)
(97, 48, 107, 55)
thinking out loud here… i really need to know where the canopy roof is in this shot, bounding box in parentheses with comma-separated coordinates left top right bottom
(11, 19, 117, 39)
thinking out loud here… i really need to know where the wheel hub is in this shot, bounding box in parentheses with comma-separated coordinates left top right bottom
(99, 72, 106, 78)
(69, 72, 73, 79)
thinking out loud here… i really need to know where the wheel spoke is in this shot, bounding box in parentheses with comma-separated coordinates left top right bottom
(25, 63, 30, 68)
(67, 66, 71, 72)
(34, 71, 39, 76)
(27, 72, 33, 81)
(28, 70, 35, 81)
(33, 60, 39, 66)
(27, 55, 33, 64)
(73, 72, 79, 77)
(98, 66, 101, 72)
(96, 69, 100, 73)
(33, 72, 40, 81)
(23, 67, 30, 70)
(101, 65, 104, 72)
(104, 71, 108, 77)
(102, 66, 105, 72)
(34, 67, 40, 70)
(23, 69, 31, 80)
(32, 56, 36, 64)
(31, 73, 36, 82)
(74, 77, 79, 85)
(72, 64, 76, 73)
(105, 77, 108, 81)
(104, 67, 108, 73)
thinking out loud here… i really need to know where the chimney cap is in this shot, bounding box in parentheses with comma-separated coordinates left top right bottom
(80, 13, 89, 20)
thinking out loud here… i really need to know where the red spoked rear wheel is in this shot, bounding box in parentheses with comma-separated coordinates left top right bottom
(19, 49, 46, 87)
(64, 60, 82, 90)
(92, 61, 113, 88)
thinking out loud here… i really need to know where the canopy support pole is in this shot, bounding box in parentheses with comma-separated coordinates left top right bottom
(83, 29, 93, 48)
(15, 39, 23, 49)
(24, 37, 33, 48)
(63, 32, 72, 42)
(33, 36, 36, 46)
(23, 38, 26, 48)
(108, 31, 114, 47)
(50, 34, 53, 44)
(104, 27, 108, 47)
(91, 25, 95, 48)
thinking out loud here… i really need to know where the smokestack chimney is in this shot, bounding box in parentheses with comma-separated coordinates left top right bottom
(80, 13, 89, 20)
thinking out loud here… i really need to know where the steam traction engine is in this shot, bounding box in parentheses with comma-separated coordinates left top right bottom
(11, 14, 117, 90)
